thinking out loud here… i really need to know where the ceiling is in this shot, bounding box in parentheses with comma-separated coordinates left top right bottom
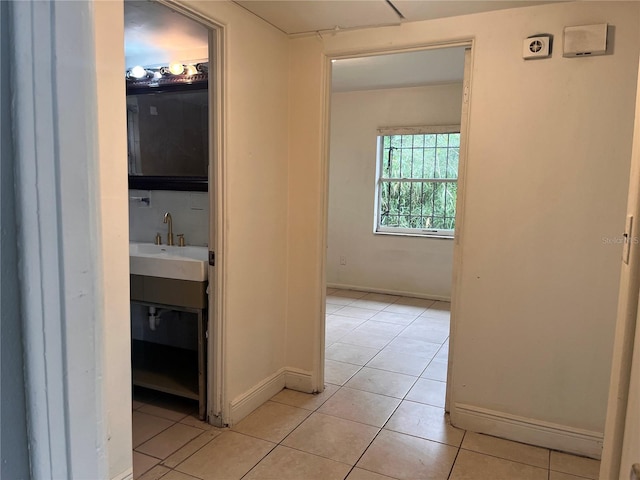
(124, 0, 208, 68)
(332, 47, 466, 92)
(234, 0, 561, 36)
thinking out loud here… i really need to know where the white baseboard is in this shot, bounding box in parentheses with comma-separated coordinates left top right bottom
(284, 368, 314, 393)
(327, 283, 450, 302)
(452, 403, 603, 459)
(228, 368, 314, 425)
(111, 469, 133, 480)
(228, 369, 286, 426)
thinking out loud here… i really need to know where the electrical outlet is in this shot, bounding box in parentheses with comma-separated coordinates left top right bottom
(340, 256, 347, 265)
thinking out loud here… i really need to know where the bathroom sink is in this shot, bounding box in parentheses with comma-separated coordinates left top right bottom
(129, 242, 209, 281)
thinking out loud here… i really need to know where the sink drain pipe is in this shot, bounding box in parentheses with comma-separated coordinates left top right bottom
(148, 306, 166, 331)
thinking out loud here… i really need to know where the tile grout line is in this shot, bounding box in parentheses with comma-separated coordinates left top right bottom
(447, 430, 466, 480)
(341, 426, 387, 479)
(238, 384, 351, 480)
(132, 418, 177, 453)
(132, 397, 228, 479)
(327, 343, 447, 400)
(237, 439, 278, 480)
(456, 444, 552, 472)
(157, 428, 221, 464)
(133, 411, 207, 456)
(328, 313, 448, 376)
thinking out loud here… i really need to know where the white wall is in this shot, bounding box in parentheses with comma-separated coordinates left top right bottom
(8, 1, 132, 477)
(328, 83, 463, 299)
(129, 190, 208, 246)
(288, 1, 640, 455)
(182, 0, 291, 420)
(286, 37, 329, 387)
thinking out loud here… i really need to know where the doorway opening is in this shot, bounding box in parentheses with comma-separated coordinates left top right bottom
(124, 1, 225, 473)
(323, 44, 472, 416)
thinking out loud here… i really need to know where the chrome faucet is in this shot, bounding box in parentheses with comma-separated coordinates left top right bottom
(163, 212, 174, 246)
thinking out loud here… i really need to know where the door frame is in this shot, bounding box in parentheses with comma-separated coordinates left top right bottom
(320, 41, 475, 410)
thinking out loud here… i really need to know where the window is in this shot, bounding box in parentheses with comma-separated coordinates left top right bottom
(375, 126, 460, 237)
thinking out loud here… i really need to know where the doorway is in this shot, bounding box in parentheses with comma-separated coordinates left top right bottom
(323, 44, 472, 413)
(124, 2, 225, 473)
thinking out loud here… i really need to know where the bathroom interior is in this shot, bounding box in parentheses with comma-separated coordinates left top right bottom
(125, 0, 212, 420)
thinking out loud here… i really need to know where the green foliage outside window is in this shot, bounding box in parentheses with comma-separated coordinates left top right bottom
(379, 133, 459, 232)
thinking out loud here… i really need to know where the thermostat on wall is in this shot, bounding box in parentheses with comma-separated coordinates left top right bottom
(563, 24, 608, 57)
(523, 35, 551, 60)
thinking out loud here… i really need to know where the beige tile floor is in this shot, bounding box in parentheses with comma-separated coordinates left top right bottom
(132, 288, 601, 480)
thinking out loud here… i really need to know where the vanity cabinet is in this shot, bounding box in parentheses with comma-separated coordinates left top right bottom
(130, 274, 207, 419)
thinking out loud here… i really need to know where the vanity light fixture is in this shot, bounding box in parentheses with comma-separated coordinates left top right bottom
(126, 61, 208, 88)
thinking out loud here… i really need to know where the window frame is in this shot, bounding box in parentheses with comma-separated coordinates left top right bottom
(374, 125, 461, 238)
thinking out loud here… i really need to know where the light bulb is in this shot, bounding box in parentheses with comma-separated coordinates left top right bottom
(129, 65, 147, 79)
(169, 63, 185, 75)
(185, 64, 198, 75)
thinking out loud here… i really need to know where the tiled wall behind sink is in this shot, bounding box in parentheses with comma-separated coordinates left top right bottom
(129, 189, 209, 247)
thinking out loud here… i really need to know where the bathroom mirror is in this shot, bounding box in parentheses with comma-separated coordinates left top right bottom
(127, 81, 208, 191)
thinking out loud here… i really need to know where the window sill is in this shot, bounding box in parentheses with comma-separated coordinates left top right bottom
(374, 231, 455, 240)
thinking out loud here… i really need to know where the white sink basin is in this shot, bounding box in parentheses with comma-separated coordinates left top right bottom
(129, 242, 209, 281)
